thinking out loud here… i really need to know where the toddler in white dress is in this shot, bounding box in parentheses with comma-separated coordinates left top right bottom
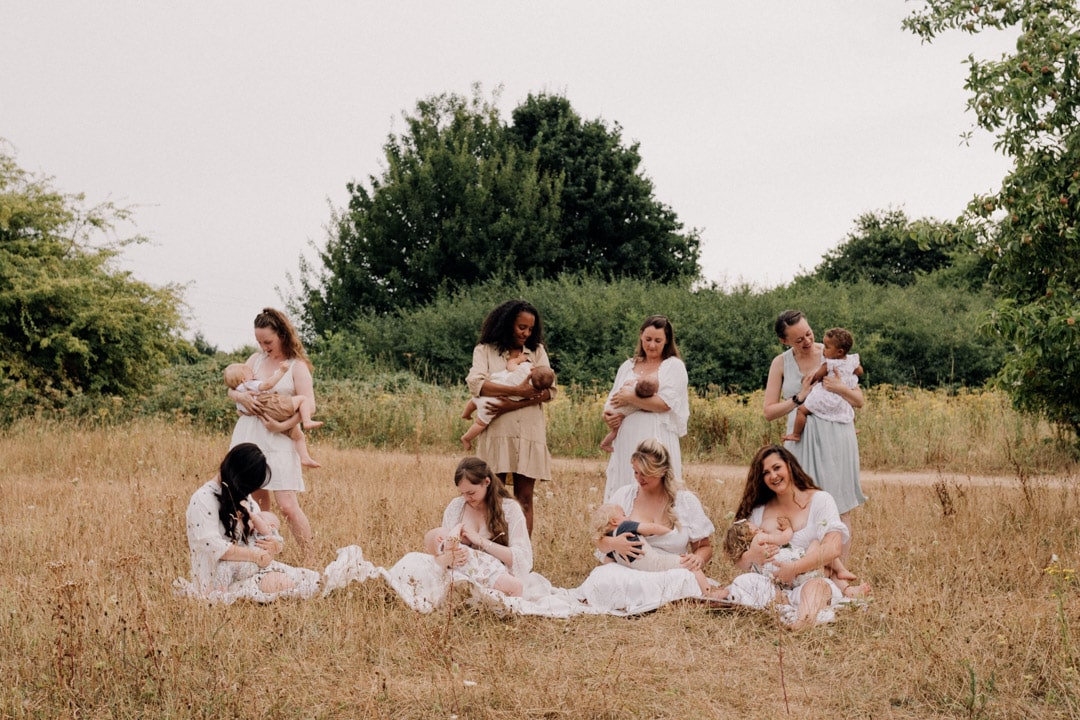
(783, 327, 863, 443)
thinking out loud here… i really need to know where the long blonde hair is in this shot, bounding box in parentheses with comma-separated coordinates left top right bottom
(630, 439, 680, 529)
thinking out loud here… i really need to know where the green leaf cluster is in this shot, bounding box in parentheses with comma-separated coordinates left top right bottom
(0, 147, 188, 415)
(298, 87, 700, 335)
(905, 0, 1080, 433)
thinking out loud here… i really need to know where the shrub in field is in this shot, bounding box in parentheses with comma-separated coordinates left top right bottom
(320, 272, 1003, 395)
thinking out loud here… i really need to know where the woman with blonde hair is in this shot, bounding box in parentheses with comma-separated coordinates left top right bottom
(577, 439, 721, 613)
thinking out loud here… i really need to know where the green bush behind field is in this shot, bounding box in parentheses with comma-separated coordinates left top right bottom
(6, 272, 1044, 471)
(54, 346, 1075, 474)
(334, 274, 1004, 392)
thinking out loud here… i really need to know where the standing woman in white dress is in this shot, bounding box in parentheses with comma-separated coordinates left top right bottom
(228, 308, 317, 565)
(601, 315, 689, 501)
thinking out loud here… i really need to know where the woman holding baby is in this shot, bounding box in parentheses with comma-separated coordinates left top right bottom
(726, 444, 862, 629)
(179, 443, 320, 603)
(465, 299, 556, 535)
(601, 315, 689, 501)
(764, 309, 865, 562)
(227, 307, 318, 565)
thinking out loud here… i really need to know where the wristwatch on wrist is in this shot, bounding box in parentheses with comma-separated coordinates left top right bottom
(792, 394, 804, 406)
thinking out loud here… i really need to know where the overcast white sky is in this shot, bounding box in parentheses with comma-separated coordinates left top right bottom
(2, 2, 1016, 351)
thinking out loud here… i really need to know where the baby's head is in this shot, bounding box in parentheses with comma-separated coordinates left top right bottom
(530, 366, 556, 391)
(722, 519, 760, 564)
(635, 377, 658, 399)
(251, 510, 280, 536)
(822, 327, 854, 360)
(224, 363, 254, 389)
(590, 503, 627, 537)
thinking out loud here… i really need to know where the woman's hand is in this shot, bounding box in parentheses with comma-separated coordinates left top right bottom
(232, 389, 264, 417)
(680, 552, 705, 572)
(771, 560, 799, 585)
(254, 549, 272, 568)
(608, 531, 643, 561)
(261, 414, 300, 434)
(741, 532, 777, 567)
(820, 368, 864, 408)
(255, 536, 283, 557)
(437, 546, 468, 569)
(609, 385, 637, 410)
(820, 367, 843, 394)
(459, 527, 483, 549)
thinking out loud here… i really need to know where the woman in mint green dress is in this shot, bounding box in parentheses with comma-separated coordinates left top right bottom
(762, 310, 866, 559)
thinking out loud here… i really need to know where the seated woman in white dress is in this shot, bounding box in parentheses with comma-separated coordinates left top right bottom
(577, 439, 722, 614)
(177, 443, 320, 604)
(387, 457, 534, 612)
(725, 444, 862, 629)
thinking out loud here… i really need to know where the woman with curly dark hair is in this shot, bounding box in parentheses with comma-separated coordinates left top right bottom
(464, 299, 556, 534)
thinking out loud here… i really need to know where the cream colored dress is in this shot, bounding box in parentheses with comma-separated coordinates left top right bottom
(466, 343, 554, 481)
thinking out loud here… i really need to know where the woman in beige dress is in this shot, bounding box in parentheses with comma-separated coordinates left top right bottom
(465, 300, 556, 535)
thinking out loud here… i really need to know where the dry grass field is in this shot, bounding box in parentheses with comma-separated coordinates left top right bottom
(3, 420, 1080, 719)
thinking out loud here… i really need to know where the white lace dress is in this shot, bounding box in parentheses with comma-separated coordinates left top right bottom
(175, 481, 320, 604)
(572, 485, 716, 615)
(802, 353, 861, 424)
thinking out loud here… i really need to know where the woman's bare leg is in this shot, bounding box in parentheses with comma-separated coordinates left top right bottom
(790, 578, 831, 631)
(273, 490, 314, 566)
(503, 473, 535, 536)
(257, 570, 296, 594)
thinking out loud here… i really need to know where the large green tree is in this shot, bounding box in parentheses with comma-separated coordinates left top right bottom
(810, 209, 980, 287)
(300, 88, 700, 334)
(509, 94, 700, 283)
(906, 0, 1080, 432)
(0, 148, 187, 411)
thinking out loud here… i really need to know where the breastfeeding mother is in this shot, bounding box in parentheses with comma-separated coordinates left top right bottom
(465, 300, 555, 535)
(602, 315, 689, 501)
(727, 444, 850, 630)
(764, 309, 865, 556)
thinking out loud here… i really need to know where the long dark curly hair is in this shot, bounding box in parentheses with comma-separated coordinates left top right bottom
(454, 456, 515, 547)
(216, 443, 271, 543)
(478, 299, 544, 354)
(734, 444, 819, 521)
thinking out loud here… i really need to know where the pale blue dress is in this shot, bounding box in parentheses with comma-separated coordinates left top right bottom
(781, 349, 866, 514)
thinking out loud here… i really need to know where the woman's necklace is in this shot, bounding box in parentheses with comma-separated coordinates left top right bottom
(791, 488, 809, 510)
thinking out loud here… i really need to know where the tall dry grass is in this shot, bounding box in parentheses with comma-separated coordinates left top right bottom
(2, 421, 1079, 718)
(313, 384, 1077, 475)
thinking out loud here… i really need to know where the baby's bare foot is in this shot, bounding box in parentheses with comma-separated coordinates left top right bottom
(599, 440, 614, 453)
(301, 457, 321, 468)
(461, 436, 472, 451)
(843, 582, 871, 599)
(303, 420, 324, 430)
(781, 433, 801, 443)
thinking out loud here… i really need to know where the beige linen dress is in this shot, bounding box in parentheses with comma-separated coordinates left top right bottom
(465, 343, 554, 481)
